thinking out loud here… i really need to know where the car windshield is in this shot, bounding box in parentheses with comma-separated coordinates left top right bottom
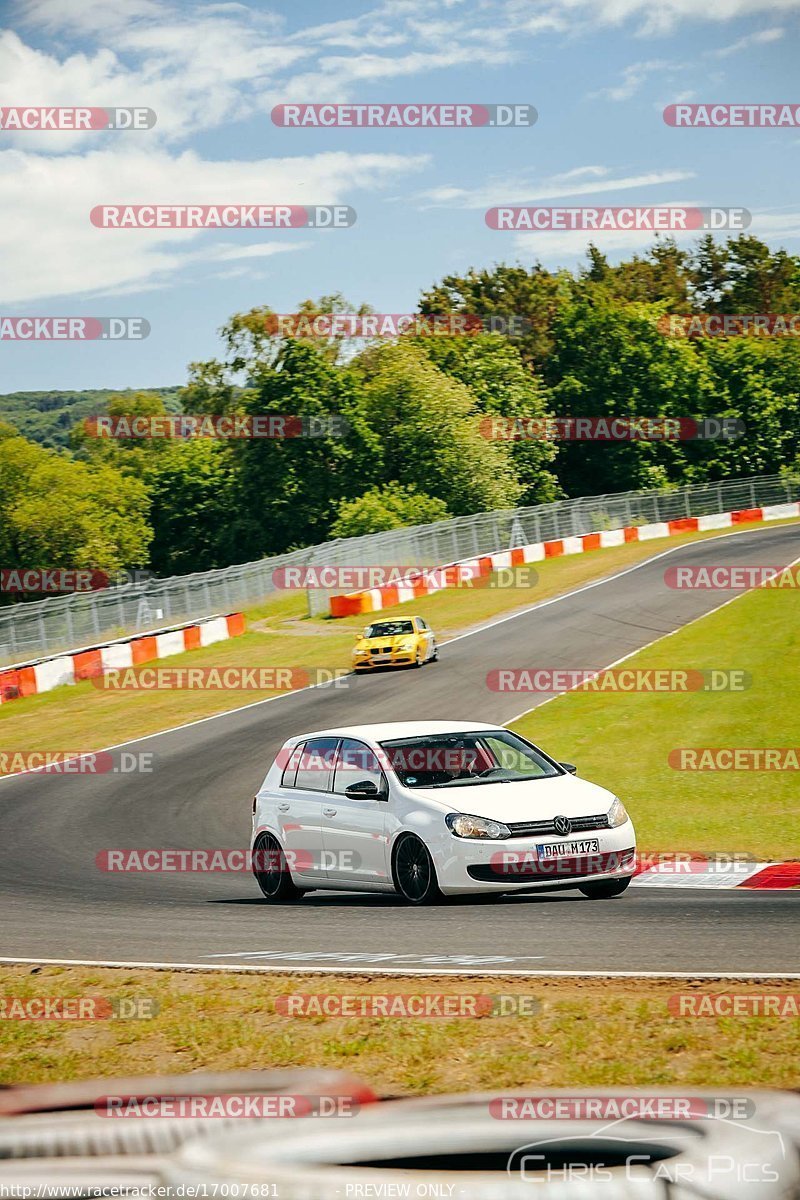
(365, 620, 414, 637)
(379, 730, 561, 789)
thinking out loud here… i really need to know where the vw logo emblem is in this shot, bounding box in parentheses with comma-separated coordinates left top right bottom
(554, 815, 572, 836)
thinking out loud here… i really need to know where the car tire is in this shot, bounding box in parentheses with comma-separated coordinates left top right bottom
(579, 876, 633, 899)
(252, 832, 304, 902)
(430, 645, 438, 662)
(392, 835, 443, 905)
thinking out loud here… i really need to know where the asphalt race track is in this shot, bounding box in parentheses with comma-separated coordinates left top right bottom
(1, 524, 798, 976)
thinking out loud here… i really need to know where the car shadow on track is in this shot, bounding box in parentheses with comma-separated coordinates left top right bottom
(208, 891, 587, 908)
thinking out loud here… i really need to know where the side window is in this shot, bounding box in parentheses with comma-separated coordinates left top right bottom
(417, 618, 428, 630)
(333, 738, 386, 795)
(294, 737, 340, 793)
(280, 742, 304, 788)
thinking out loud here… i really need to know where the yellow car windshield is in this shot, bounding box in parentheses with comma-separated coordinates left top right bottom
(365, 621, 415, 638)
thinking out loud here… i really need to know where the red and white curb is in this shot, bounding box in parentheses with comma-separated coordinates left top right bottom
(632, 860, 800, 890)
(0, 612, 246, 705)
(329, 501, 800, 616)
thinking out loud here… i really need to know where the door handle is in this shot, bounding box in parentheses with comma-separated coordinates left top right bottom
(277, 802, 290, 812)
(323, 807, 337, 817)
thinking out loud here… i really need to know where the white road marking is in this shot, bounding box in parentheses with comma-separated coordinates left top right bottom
(0, 955, 798, 979)
(204, 950, 544, 964)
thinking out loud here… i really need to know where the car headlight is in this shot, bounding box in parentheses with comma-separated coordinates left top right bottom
(397, 640, 415, 651)
(607, 798, 628, 828)
(446, 813, 511, 840)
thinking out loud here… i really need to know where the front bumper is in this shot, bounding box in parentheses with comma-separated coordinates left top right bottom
(434, 820, 637, 895)
(353, 653, 415, 669)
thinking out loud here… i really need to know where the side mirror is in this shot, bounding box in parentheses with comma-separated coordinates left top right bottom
(559, 762, 578, 775)
(345, 780, 380, 798)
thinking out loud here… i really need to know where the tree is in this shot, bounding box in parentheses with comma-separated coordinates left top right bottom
(419, 263, 568, 368)
(141, 440, 239, 575)
(544, 293, 709, 495)
(0, 434, 151, 595)
(420, 335, 560, 504)
(331, 484, 451, 538)
(350, 341, 522, 514)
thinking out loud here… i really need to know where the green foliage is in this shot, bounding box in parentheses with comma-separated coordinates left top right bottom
(0, 388, 181, 449)
(420, 335, 560, 504)
(3, 233, 799, 584)
(350, 341, 522, 514)
(0, 435, 151, 596)
(331, 483, 451, 538)
(140, 440, 239, 575)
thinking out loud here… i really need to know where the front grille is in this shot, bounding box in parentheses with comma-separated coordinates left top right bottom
(506, 813, 610, 838)
(370, 647, 393, 655)
(468, 847, 635, 883)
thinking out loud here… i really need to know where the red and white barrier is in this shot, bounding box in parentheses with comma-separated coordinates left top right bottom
(329, 501, 800, 617)
(632, 858, 800, 890)
(0, 613, 246, 705)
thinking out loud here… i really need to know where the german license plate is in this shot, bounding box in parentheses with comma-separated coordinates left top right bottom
(536, 839, 600, 859)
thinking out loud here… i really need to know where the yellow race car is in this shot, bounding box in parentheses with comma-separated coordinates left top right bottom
(353, 615, 438, 671)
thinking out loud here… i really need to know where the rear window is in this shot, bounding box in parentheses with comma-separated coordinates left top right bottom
(280, 742, 305, 788)
(293, 737, 340, 792)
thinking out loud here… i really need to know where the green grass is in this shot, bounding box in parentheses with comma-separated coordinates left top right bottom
(0, 966, 798, 1091)
(511, 582, 800, 859)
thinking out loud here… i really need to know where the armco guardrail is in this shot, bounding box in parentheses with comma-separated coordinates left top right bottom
(1, 474, 798, 665)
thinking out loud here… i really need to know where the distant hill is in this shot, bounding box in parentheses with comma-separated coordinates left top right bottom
(0, 388, 183, 448)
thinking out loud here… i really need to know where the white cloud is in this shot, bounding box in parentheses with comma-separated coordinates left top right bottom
(706, 27, 785, 57)
(0, 146, 428, 302)
(545, 0, 800, 36)
(17, 0, 161, 35)
(8, 0, 800, 155)
(417, 167, 696, 210)
(593, 59, 676, 101)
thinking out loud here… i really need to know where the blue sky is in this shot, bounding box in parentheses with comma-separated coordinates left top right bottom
(1, 0, 799, 392)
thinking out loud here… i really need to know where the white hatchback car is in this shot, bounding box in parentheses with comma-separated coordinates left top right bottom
(251, 721, 636, 905)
